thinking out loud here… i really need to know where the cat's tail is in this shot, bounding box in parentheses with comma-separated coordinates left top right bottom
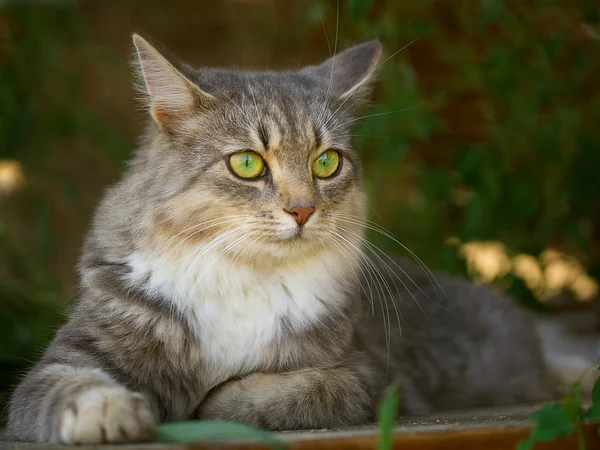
(534, 312, 599, 397)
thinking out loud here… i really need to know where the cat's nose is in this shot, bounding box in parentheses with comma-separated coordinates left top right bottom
(285, 206, 315, 226)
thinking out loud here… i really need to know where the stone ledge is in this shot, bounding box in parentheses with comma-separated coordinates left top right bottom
(2, 405, 598, 450)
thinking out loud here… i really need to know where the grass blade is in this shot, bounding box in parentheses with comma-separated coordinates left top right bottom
(377, 381, 402, 450)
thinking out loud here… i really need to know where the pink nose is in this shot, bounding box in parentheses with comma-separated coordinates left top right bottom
(285, 206, 315, 226)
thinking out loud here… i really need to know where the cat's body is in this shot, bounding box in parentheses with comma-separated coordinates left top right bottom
(8, 36, 557, 443)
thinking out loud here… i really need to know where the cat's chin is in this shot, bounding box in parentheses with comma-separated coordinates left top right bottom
(230, 230, 330, 268)
(273, 226, 303, 241)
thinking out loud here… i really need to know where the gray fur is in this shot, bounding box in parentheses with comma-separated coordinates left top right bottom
(7, 35, 556, 443)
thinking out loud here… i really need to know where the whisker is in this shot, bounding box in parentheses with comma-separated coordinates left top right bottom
(335, 236, 387, 337)
(326, 232, 375, 313)
(328, 104, 423, 134)
(320, 90, 370, 131)
(185, 234, 247, 298)
(316, 0, 339, 129)
(338, 225, 429, 306)
(166, 221, 246, 267)
(198, 230, 255, 282)
(337, 224, 426, 317)
(182, 227, 248, 283)
(372, 37, 421, 75)
(228, 229, 263, 268)
(330, 230, 399, 350)
(154, 215, 250, 257)
(197, 232, 251, 283)
(321, 37, 421, 130)
(331, 213, 450, 301)
(328, 88, 447, 135)
(316, 4, 331, 57)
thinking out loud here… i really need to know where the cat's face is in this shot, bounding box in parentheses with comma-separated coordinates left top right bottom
(133, 36, 381, 268)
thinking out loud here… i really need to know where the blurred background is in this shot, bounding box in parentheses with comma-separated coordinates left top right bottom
(1, 0, 599, 420)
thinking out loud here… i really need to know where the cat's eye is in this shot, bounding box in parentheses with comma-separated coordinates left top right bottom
(312, 150, 340, 178)
(228, 151, 267, 179)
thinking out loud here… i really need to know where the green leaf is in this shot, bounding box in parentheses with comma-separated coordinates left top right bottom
(516, 437, 535, 450)
(586, 403, 600, 421)
(562, 381, 584, 422)
(377, 382, 402, 450)
(304, 2, 327, 25)
(153, 420, 285, 449)
(592, 374, 600, 405)
(529, 403, 576, 440)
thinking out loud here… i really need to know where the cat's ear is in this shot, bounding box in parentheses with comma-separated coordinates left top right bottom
(301, 40, 382, 102)
(132, 34, 215, 131)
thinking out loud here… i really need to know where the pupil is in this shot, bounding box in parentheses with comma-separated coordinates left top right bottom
(244, 156, 251, 168)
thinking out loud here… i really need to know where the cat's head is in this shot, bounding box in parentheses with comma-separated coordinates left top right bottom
(131, 34, 381, 268)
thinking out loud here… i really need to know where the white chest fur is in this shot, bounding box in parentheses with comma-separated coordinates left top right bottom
(126, 246, 350, 381)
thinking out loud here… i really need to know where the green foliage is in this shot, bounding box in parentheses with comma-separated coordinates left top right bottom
(154, 420, 285, 449)
(376, 382, 402, 450)
(518, 375, 600, 450)
(0, 1, 128, 420)
(307, 0, 600, 291)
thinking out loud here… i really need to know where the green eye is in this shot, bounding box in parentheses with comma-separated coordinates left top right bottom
(312, 150, 340, 178)
(229, 151, 266, 179)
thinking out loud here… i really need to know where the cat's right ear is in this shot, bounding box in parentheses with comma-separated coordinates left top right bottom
(301, 40, 382, 105)
(132, 34, 215, 132)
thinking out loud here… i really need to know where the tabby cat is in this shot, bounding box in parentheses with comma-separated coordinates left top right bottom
(7, 35, 557, 444)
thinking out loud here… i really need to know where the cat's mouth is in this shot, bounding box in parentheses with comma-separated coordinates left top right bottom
(269, 216, 315, 242)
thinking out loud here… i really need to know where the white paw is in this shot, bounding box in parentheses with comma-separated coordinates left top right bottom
(58, 386, 155, 444)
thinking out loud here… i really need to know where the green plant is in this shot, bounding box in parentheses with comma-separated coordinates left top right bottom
(377, 382, 402, 450)
(518, 373, 600, 450)
(154, 420, 285, 449)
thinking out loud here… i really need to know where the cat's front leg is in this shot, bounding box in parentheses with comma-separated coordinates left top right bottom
(8, 363, 156, 443)
(197, 354, 381, 430)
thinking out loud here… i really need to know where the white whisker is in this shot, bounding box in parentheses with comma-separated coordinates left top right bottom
(331, 213, 450, 301)
(182, 226, 248, 286)
(336, 224, 426, 317)
(316, 0, 339, 128)
(328, 88, 447, 135)
(154, 215, 250, 257)
(197, 232, 250, 284)
(321, 37, 421, 130)
(329, 230, 400, 351)
(316, 4, 331, 57)
(325, 231, 375, 313)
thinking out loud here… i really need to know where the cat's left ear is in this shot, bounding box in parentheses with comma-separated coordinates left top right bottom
(301, 40, 382, 102)
(132, 34, 216, 132)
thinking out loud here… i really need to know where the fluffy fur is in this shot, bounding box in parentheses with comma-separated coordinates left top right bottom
(8, 35, 558, 443)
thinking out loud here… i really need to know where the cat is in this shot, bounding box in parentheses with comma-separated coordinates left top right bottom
(7, 34, 560, 444)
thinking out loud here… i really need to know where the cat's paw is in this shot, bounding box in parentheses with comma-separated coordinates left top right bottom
(58, 386, 155, 444)
(197, 376, 258, 422)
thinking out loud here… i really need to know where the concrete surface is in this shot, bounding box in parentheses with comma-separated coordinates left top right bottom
(0, 404, 543, 449)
